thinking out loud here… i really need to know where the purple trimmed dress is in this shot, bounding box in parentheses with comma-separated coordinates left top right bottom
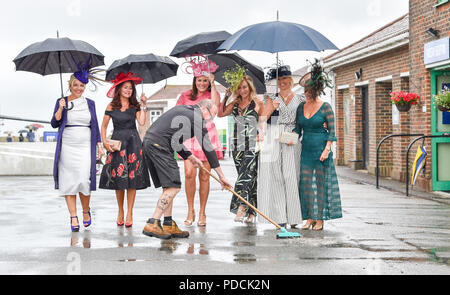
(51, 97, 101, 195)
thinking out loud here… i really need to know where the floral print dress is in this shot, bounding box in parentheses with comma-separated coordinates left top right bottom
(99, 108, 150, 190)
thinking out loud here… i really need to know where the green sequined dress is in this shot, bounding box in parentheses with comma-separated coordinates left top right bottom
(293, 101, 342, 220)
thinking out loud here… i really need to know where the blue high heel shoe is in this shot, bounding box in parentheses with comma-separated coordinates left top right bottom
(71, 216, 80, 232)
(83, 209, 91, 227)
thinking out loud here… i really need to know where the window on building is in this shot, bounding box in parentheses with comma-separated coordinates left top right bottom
(150, 110, 162, 124)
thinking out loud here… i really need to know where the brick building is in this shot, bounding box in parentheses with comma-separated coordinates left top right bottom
(323, 0, 450, 192)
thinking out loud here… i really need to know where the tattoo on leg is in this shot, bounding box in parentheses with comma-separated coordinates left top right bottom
(157, 193, 172, 211)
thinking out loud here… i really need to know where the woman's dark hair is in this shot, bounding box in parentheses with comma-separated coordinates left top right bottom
(111, 80, 140, 110)
(190, 76, 211, 100)
(303, 59, 333, 100)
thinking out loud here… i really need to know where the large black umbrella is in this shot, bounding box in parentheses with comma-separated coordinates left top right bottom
(208, 53, 266, 94)
(13, 35, 105, 99)
(170, 31, 231, 58)
(105, 53, 178, 84)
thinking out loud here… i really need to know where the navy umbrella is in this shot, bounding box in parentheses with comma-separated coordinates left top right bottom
(106, 53, 178, 84)
(217, 21, 338, 53)
(208, 53, 266, 94)
(13, 35, 105, 99)
(217, 19, 338, 96)
(170, 31, 232, 58)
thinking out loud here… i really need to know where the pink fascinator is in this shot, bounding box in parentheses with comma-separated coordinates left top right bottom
(184, 55, 219, 77)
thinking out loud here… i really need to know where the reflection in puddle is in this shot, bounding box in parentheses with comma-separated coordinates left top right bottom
(70, 233, 91, 248)
(187, 243, 209, 255)
(232, 241, 255, 247)
(159, 240, 181, 253)
(117, 227, 134, 248)
(233, 253, 257, 263)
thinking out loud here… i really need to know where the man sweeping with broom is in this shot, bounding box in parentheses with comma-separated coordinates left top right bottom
(142, 99, 232, 239)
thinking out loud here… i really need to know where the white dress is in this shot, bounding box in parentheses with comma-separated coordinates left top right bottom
(58, 97, 91, 197)
(257, 94, 304, 225)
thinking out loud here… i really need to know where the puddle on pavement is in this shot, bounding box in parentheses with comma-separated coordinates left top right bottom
(232, 241, 255, 247)
(233, 253, 257, 263)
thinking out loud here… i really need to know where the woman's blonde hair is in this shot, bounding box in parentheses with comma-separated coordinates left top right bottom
(68, 74, 86, 90)
(233, 75, 258, 104)
(278, 76, 294, 89)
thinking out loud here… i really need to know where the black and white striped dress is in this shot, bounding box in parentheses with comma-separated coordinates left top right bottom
(257, 94, 304, 225)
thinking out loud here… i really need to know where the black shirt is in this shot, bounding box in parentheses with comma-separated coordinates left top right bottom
(143, 105, 219, 169)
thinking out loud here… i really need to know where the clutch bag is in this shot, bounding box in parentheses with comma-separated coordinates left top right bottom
(107, 139, 122, 151)
(278, 132, 299, 144)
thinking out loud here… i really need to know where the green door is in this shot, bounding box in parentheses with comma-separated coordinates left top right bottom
(431, 70, 450, 191)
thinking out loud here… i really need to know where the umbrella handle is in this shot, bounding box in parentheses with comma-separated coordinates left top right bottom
(64, 102, 74, 110)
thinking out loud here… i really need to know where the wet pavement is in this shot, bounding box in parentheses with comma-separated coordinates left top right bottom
(0, 159, 449, 275)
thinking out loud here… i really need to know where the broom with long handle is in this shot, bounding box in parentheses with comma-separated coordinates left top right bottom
(201, 167, 301, 239)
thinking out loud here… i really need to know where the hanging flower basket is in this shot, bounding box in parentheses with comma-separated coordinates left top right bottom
(435, 88, 450, 112)
(437, 104, 450, 112)
(390, 91, 420, 112)
(396, 104, 412, 112)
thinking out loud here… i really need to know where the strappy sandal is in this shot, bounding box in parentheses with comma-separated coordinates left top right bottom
(83, 208, 91, 227)
(312, 221, 324, 231)
(301, 220, 316, 230)
(244, 214, 255, 224)
(234, 206, 246, 223)
(70, 216, 80, 232)
(184, 210, 195, 226)
(197, 214, 207, 227)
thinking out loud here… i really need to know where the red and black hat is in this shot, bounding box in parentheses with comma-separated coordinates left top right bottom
(107, 72, 143, 98)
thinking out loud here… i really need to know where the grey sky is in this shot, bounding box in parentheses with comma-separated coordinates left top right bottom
(0, 0, 408, 135)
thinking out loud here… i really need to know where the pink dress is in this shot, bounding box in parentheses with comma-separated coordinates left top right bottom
(176, 90, 224, 162)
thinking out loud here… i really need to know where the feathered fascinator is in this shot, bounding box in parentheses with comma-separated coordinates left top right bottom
(223, 64, 247, 93)
(183, 54, 219, 77)
(299, 58, 333, 96)
(73, 56, 106, 85)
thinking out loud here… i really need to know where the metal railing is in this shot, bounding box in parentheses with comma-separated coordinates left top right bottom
(0, 115, 50, 124)
(376, 134, 424, 189)
(405, 134, 450, 196)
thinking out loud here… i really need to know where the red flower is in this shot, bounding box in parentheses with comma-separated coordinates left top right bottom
(140, 149, 143, 156)
(117, 164, 125, 177)
(136, 161, 140, 171)
(390, 91, 420, 105)
(112, 169, 116, 178)
(128, 153, 137, 164)
(129, 170, 135, 180)
(120, 150, 126, 157)
(106, 154, 112, 165)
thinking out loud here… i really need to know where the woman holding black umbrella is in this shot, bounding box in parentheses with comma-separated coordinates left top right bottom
(99, 72, 151, 228)
(51, 64, 104, 232)
(177, 58, 223, 227)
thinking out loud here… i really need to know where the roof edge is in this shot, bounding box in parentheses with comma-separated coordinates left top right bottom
(323, 13, 409, 62)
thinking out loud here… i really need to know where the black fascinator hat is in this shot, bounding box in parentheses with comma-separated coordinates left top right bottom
(266, 65, 292, 81)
